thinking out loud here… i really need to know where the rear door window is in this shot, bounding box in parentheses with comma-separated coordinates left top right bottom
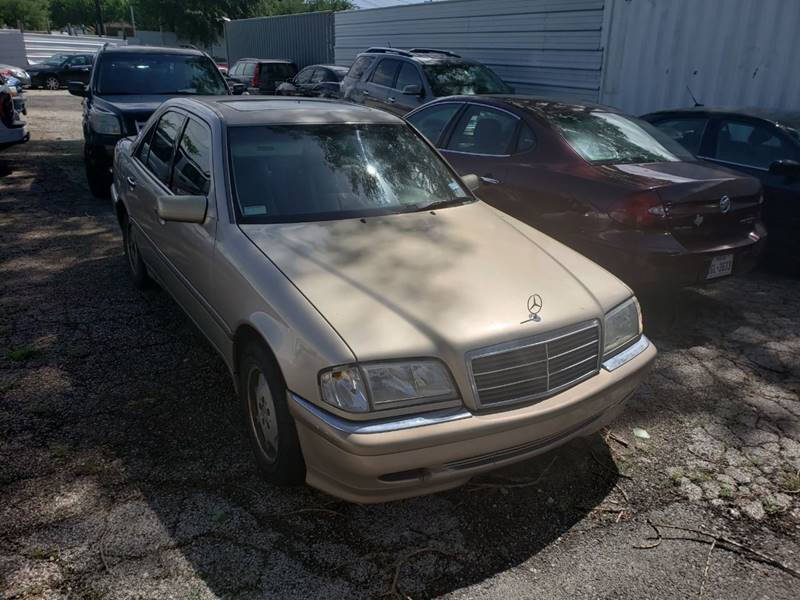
(712, 119, 794, 169)
(172, 118, 212, 196)
(407, 103, 463, 145)
(446, 105, 519, 155)
(310, 69, 325, 84)
(295, 67, 314, 84)
(370, 59, 400, 87)
(242, 63, 256, 77)
(145, 111, 185, 187)
(652, 117, 709, 155)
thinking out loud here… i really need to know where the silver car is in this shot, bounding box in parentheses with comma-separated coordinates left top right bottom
(111, 97, 655, 503)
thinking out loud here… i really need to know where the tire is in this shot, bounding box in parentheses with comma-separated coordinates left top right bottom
(44, 76, 60, 90)
(122, 214, 150, 289)
(84, 144, 112, 198)
(239, 342, 305, 486)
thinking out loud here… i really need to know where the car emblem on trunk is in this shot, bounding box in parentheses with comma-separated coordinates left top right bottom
(521, 294, 543, 324)
(719, 195, 731, 214)
(694, 214, 704, 227)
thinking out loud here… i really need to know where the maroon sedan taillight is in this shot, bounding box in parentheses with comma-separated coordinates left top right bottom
(609, 191, 667, 228)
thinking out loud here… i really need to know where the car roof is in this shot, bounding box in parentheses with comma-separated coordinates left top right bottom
(102, 45, 206, 56)
(358, 49, 477, 66)
(235, 58, 294, 64)
(416, 94, 623, 116)
(642, 106, 800, 125)
(170, 96, 404, 126)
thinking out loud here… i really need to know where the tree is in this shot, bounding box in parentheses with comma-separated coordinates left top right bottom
(49, 0, 126, 28)
(0, 0, 51, 30)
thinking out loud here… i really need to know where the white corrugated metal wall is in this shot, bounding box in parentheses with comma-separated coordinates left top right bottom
(335, 0, 606, 102)
(599, 0, 800, 114)
(24, 33, 126, 64)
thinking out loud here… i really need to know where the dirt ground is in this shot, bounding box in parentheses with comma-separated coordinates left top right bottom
(1, 91, 799, 599)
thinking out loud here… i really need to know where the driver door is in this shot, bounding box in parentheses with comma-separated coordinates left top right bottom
(65, 55, 92, 84)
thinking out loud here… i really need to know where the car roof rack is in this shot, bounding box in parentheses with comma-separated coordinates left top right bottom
(364, 47, 413, 57)
(408, 48, 461, 58)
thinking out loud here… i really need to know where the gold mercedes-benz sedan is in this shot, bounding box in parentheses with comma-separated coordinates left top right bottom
(111, 96, 656, 503)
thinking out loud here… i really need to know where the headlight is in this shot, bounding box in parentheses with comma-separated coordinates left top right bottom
(89, 108, 121, 135)
(603, 297, 642, 358)
(320, 359, 458, 413)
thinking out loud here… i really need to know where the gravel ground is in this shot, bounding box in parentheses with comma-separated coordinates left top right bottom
(1, 91, 799, 599)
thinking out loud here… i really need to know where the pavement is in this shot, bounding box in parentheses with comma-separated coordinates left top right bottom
(1, 91, 798, 599)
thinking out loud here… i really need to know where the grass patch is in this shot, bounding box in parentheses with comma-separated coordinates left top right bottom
(49, 444, 70, 459)
(719, 486, 735, 500)
(780, 471, 800, 492)
(687, 470, 713, 484)
(29, 547, 51, 560)
(669, 468, 684, 485)
(7, 345, 41, 361)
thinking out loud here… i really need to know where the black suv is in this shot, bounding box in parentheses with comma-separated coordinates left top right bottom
(227, 58, 298, 94)
(340, 47, 512, 116)
(69, 45, 231, 198)
(27, 53, 95, 90)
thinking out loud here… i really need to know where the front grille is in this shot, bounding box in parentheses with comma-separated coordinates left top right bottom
(468, 322, 600, 409)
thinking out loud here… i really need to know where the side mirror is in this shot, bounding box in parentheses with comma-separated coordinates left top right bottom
(401, 84, 422, 96)
(67, 81, 87, 97)
(769, 159, 800, 178)
(156, 195, 207, 223)
(461, 173, 480, 192)
(230, 82, 245, 95)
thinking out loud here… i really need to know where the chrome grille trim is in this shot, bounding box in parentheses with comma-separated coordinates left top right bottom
(467, 320, 601, 410)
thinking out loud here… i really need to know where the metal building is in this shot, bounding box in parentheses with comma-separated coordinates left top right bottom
(224, 11, 335, 68)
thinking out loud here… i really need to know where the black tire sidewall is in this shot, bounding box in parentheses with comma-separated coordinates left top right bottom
(238, 342, 305, 486)
(84, 145, 112, 198)
(122, 215, 149, 289)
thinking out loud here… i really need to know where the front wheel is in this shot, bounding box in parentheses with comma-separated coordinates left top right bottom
(84, 145, 112, 198)
(121, 214, 150, 289)
(239, 342, 305, 486)
(44, 76, 60, 90)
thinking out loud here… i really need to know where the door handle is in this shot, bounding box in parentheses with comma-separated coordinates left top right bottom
(480, 176, 501, 184)
(387, 97, 396, 103)
(126, 176, 137, 189)
(362, 90, 371, 96)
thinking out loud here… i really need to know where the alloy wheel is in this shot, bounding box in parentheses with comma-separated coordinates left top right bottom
(248, 367, 279, 463)
(45, 77, 59, 90)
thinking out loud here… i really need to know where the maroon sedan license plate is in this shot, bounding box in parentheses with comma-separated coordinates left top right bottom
(707, 254, 734, 279)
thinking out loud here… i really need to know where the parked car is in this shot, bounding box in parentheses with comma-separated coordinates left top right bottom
(406, 96, 767, 290)
(227, 58, 298, 94)
(0, 64, 31, 88)
(341, 47, 512, 117)
(111, 95, 656, 502)
(69, 45, 232, 198)
(642, 107, 800, 269)
(276, 64, 348, 98)
(27, 53, 95, 90)
(0, 75, 29, 151)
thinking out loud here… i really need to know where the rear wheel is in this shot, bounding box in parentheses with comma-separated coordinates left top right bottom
(44, 76, 60, 90)
(84, 144, 112, 198)
(239, 341, 305, 486)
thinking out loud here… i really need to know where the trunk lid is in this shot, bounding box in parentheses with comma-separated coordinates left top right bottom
(602, 161, 762, 247)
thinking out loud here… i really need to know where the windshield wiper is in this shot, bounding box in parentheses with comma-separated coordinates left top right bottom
(416, 196, 474, 211)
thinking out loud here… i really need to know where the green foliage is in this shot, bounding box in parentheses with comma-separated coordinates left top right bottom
(49, 0, 127, 28)
(0, 0, 51, 30)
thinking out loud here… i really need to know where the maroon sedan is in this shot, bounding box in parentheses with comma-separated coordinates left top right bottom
(406, 96, 767, 289)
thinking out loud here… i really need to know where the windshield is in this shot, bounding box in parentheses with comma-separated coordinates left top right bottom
(43, 54, 71, 66)
(229, 124, 472, 223)
(548, 108, 696, 164)
(95, 53, 227, 95)
(423, 63, 511, 96)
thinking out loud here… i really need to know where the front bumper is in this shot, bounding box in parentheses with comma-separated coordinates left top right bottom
(289, 336, 656, 503)
(0, 122, 29, 149)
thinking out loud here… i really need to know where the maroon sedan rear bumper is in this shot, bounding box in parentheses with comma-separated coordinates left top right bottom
(572, 224, 767, 290)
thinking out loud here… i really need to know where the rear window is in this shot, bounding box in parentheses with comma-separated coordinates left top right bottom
(95, 53, 227, 95)
(549, 109, 695, 165)
(423, 63, 511, 96)
(263, 63, 297, 79)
